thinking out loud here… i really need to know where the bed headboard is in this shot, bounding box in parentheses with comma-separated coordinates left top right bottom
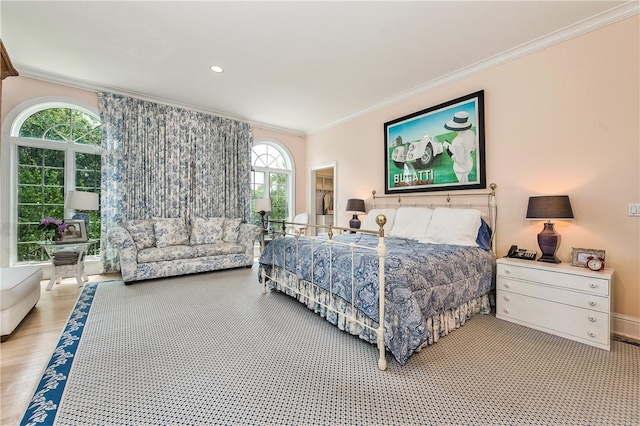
(371, 183, 497, 254)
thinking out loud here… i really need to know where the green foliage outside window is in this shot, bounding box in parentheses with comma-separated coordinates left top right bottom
(17, 147, 66, 261)
(250, 173, 288, 231)
(19, 107, 101, 145)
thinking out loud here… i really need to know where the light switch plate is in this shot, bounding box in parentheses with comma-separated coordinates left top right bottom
(629, 203, 640, 216)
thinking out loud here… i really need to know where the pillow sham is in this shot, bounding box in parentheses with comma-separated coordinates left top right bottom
(189, 217, 225, 245)
(124, 219, 156, 251)
(388, 207, 434, 241)
(222, 218, 242, 243)
(360, 209, 397, 234)
(154, 218, 190, 248)
(476, 219, 493, 251)
(420, 207, 483, 247)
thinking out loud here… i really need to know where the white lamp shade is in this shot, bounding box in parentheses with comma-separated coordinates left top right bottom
(65, 191, 99, 211)
(254, 198, 271, 212)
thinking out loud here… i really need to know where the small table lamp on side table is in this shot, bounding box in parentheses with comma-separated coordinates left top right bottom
(526, 195, 574, 263)
(346, 199, 366, 232)
(65, 190, 99, 229)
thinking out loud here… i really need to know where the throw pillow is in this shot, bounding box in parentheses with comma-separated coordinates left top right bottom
(124, 219, 156, 251)
(360, 209, 397, 234)
(388, 207, 434, 240)
(154, 218, 189, 248)
(190, 217, 225, 245)
(420, 208, 482, 247)
(222, 218, 242, 243)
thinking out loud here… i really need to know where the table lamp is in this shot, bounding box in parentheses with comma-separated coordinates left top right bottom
(254, 198, 272, 230)
(526, 195, 574, 263)
(346, 199, 366, 230)
(65, 190, 99, 228)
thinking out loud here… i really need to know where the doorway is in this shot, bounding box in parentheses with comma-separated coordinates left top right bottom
(309, 163, 336, 236)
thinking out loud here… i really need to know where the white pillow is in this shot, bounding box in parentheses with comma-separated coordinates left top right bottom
(388, 207, 434, 241)
(360, 209, 397, 234)
(420, 208, 482, 246)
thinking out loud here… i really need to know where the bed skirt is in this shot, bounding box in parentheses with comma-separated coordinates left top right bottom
(265, 266, 492, 354)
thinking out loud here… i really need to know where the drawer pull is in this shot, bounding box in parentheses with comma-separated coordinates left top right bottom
(588, 301, 597, 307)
(503, 308, 510, 314)
(503, 283, 510, 289)
(589, 283, 598, 289)
(503, 296, 510, 301)
(588, 316, 596, 322)
(504, 269, 511, 274)
(588, 331, 596, 338)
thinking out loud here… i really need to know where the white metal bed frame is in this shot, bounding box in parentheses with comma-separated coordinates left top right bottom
(260, 183, 497, 370)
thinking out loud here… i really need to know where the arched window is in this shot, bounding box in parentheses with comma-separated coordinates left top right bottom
(250, 141, 294, 228)
(8, 102, 103, 263)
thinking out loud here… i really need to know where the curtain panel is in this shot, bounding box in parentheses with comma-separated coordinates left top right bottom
(99, 92, 252, 273)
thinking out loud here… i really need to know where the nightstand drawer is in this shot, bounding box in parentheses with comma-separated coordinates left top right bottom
(497, 291, 609, 346)
(497, 278, 609, 313)
(497, 263, 608, 296)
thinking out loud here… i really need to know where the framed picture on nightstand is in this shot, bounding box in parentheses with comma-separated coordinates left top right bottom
(571, 247, 605, 268)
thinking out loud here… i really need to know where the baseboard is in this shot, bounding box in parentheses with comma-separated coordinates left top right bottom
(611, 312, 640, 342)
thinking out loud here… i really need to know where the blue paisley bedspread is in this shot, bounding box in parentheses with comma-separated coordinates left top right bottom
(259, 233, 495, 365)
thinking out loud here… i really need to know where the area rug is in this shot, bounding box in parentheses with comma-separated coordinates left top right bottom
(20, 267, 639, 425)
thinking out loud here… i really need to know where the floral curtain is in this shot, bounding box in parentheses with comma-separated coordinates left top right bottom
(99, 92, 252, 272)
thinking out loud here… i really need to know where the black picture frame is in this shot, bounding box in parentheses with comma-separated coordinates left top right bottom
(384, 90, 486, 194)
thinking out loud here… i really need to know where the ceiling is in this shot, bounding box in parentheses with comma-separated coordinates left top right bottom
(1, 1, 632, 135)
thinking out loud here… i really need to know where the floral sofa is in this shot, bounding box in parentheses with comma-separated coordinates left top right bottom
(108, 217, 262, 283)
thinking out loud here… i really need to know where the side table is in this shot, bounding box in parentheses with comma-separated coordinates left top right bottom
(39, 240, 97, 291)
(496, 257, 613, 350)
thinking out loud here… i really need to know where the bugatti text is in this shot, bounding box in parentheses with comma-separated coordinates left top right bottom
(393, 170, 434, 187)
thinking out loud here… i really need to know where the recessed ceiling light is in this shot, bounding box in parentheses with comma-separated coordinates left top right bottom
(210, 65, 224, 73)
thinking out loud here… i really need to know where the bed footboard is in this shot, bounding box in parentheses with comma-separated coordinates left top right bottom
(261, 216, 389, 370)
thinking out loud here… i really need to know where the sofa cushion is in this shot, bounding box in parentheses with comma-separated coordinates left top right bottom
(124, 219, 156, 251)
(154, 218, 189, 248)
(222, 218, 242, 243)
(190, 217, 225, 245)
(192, 243, 245, 257)
(137, 245, 197, 263)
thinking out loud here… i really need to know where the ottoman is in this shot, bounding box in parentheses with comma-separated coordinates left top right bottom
(1, 266, 43, 342)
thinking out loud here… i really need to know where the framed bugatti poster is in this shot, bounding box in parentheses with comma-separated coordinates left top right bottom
(384, 90, 486, 194)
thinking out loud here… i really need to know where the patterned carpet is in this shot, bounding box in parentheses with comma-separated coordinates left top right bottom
(22, 265, 639, 425)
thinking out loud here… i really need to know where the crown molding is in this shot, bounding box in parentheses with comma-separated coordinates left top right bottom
(308, 1, 639, 135)
(16, 69, 307, 138)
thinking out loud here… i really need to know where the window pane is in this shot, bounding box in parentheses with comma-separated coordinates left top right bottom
(18, 146, 43, 164)
(72, 110, 102, 145)
(75, 152, 102, 253)
(19, 108, 102, 146)
(17, 146, 65, 262)
(18, 204, 43, 223)
(269, 172, 288, 221)
(18, 186, 42, 204)
(250, 170, 266, 227)
(18, 165, 42, 185)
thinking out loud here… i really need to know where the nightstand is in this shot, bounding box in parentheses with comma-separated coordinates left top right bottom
(496, 257, 613, 350)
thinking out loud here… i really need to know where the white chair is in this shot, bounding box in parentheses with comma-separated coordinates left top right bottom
(288, 212, 309, 236)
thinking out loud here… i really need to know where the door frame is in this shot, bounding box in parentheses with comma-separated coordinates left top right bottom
(309, 162, 337, 236)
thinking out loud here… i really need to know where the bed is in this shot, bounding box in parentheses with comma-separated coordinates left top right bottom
(258, 184, 497, 370)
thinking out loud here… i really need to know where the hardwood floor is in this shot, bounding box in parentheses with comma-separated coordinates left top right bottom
(0, 274, 118, 425)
